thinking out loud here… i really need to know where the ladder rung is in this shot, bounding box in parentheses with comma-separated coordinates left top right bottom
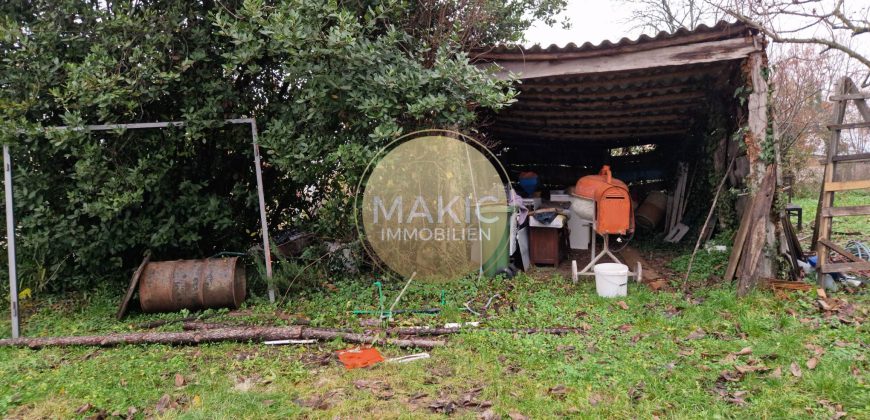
(824, 180, 870, 191)
(832, 152, 870, 163)
(829, 92, 870, 101)
(821, 205, 870, 217)
(828, 121, 870, 130)
(820, 261, 870, 274)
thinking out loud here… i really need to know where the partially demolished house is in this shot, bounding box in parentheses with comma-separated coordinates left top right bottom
(474, 22, 777, 293)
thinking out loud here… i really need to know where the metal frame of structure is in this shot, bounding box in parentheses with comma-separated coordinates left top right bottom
(4, 118, 275, 338)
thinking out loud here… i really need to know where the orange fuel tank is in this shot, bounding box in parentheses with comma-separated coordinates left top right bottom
(572, 165, 633, 235)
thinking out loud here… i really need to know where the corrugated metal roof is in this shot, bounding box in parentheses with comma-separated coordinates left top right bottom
(473, 21, 754, 62)
(476, 21, 764, 187)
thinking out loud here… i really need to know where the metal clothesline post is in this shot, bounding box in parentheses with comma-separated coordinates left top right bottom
(249, 119, 274, 302)
(4, 145, 20, 338)
(4, 118, 275, 338)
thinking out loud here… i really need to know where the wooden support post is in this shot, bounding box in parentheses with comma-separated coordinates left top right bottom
(739, 51, 776, 287)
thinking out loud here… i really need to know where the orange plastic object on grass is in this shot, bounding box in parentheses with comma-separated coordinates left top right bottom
(336, 347, 384, 369)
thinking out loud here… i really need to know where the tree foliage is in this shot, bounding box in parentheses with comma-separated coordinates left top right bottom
(0, 0, 565, 291)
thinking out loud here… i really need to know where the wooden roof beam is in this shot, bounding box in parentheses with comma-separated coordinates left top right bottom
(516, 85, 703, 101)
(494, 114, 692, 127)
(490, 126, 688, 139)
(492, 125, 687, 136)
(496, 103, 697, 118)
(508, 91, 707, 110)
(518, 68, 724, 93)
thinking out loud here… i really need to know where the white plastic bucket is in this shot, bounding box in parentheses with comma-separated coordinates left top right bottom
(594, 263, 628, 297)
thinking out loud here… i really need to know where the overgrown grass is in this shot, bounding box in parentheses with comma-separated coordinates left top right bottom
(1, 273, 867, 419)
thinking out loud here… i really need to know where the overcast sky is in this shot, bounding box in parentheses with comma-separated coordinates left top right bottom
(524, 0, 644, 47)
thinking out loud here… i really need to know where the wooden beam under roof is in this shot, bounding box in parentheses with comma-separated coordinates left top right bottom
(517, 64, 723, 92)
(481, 37, 760, 80)
(493, 124, 688, 136)
(495, 113, 692, 127)
(509, 91, 707, 110)
(516, 85, 703, 101)
(495, 103, 697, 118)
(495, 134, 686, 148)
(490, 126, 687, 140)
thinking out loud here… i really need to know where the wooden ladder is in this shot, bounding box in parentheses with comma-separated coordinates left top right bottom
(810, 76, 870, 277)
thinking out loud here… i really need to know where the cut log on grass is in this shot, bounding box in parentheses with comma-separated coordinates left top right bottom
(0, 326, 303, 349)
(384, 327, 589, 336)
(137, 314, 218, 329)
(0, 326, 444, 350)
(182, 321, 240, 330)
(185, 323, 590, 338)
(179, 317, 311, 331)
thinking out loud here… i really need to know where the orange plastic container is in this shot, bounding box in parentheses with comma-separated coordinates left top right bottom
(572, 165, 633, 235)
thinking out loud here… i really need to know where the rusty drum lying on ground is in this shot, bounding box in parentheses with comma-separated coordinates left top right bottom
(139, 257, 246, 313)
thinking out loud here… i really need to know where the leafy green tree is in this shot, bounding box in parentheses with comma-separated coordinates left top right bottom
(0, 0, 565, 291)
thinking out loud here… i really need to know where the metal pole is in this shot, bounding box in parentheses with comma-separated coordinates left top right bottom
(11, 118, 275, 312)
(4, 145, 20, 338)
(249, 120, 275, 302)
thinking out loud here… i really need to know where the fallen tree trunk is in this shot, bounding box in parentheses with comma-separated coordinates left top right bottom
(0, 326, 443, 349)
(386, 327, 589, 335)
(0, 326, 304, 349)
(181, 322, 586, 337)
(0, 322, 586, 350)
(182, 321, 241, 331)
(137, 314, 218, 329)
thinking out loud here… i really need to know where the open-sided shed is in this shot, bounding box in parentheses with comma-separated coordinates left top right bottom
(474, 21, 776, 291)
(474, 21, 765, 188)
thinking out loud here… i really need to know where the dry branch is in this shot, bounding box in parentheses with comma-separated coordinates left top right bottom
(0, 320, 599, 350)
(710, 0, 870, 77)
(183, 321, 587, 337)
(0, 326, 444, 350)
(0, 326, 305, 349)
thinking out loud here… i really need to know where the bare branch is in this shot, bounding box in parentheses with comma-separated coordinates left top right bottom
(708, 1, 870, 75)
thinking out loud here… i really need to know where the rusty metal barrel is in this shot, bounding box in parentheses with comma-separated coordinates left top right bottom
(139, 257, 246, 313)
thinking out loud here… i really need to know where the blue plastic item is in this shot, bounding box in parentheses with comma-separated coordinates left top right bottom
(518, 177, 538, 195)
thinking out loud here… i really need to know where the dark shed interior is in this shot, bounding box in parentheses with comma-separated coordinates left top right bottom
(474, 22, 762, 207)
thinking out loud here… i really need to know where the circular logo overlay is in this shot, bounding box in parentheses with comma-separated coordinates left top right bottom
(357, 130, 510, 281)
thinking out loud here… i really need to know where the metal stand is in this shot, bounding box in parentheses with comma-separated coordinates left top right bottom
(578, 234, 621, 275)
(571, 215, 641, 283)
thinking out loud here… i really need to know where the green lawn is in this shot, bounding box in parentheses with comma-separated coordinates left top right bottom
(790, 190, 870, 250)
(1, 272, 867, 419)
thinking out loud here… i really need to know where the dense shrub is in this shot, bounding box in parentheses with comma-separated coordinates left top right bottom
(0, 0, 565, 292)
